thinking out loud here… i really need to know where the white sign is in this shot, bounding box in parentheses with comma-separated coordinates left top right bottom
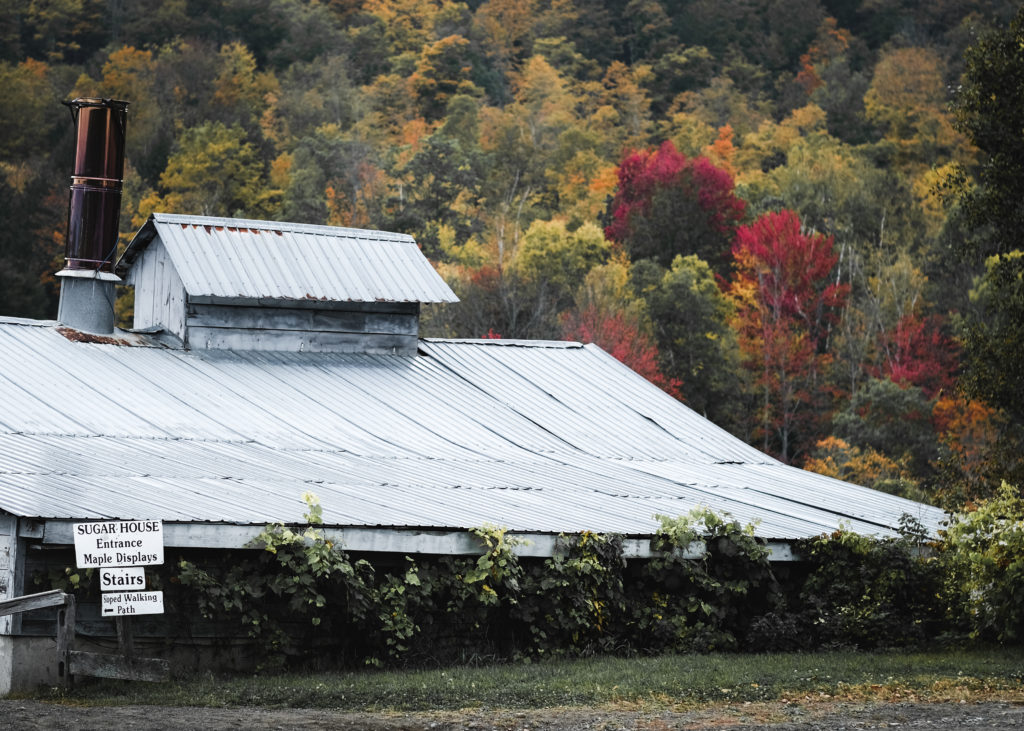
(101, 591, 164, 617)
(100, 566, 147, 592)
(73, 520, 164, 569)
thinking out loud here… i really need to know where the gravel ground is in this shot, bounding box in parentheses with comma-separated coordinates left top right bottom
(2, 700, 1023, 730)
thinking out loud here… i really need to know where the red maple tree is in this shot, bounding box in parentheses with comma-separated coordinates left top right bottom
(875, 313, 959, 398)
(562, 305, 683, 399)
(605, 140, 745, 274)
(730, 209, 849, 463)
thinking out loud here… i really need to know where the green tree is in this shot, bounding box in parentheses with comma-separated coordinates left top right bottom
(832, 377, 938, 480)
(962, 251, 1024, 423)
(630, 255, 741, 428)
(147, 122, 278, 218)
(23, 0, 106, 63)
(283, 124, 385, 229)
(0, 58, 65, 319)
(944, 482, 1024, 641)
(951, 9, 1024, 451)
(952, 7, 1024, 257)
(510, 218, 610, 313)
(269, 54, 359, 143)
(0, 59, 61, 160)
(387, 95, 485, 258)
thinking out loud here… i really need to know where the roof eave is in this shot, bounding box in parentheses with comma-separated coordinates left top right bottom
(114, 214, 159, 278)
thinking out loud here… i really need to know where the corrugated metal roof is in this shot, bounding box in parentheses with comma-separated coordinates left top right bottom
(116, 213, 459, 304)
(0, 319, 945, 539)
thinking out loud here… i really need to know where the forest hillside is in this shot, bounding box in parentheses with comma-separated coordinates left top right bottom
(1, 0, 1022, 506)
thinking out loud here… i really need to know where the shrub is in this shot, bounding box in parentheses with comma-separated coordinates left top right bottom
(177, 493, 377, 666)
(794, 517, 945, 649)
(628, 509, 779, 653)
(942, 481, 1024, 642)
(515, 532, 627, 657)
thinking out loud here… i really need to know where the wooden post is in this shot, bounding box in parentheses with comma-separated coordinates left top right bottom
(115, 616, 134, 666)
(56, 595, 76, 689)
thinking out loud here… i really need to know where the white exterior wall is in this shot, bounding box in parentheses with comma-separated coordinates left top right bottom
(125, 239, 187, 342)
(0, 515, 53, 697)
(0, 514, 16, 636)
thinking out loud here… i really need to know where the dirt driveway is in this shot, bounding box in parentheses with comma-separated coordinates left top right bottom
(2, 700, 1023, 730)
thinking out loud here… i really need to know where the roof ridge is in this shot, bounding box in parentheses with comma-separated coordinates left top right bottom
(0, 316, 56, 327)
(422, 338, 584, 348)
(151, 213, 414, 242)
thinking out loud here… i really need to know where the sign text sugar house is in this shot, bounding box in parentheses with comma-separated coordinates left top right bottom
(73, 520, 164, 568)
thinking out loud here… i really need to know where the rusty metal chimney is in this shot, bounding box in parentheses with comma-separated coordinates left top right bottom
(56, 97, 129, 334)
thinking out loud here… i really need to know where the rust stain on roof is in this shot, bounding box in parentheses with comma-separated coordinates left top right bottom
(57, 327, 133, 346)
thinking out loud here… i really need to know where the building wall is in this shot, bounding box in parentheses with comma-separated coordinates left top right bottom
(184, 300, 421, 354)
(0, 514, 18, 637)
(126, 239, 187, 341)
(0, 636, 62, 695)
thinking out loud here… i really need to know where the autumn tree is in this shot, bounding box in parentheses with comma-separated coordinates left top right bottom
(630, 254, 742, 429)
(409, 34, 481, 121)
(211, 42, 278, 129)
(561, 305, 681, 398)
(932, 394, 1023, 507)
(562, 259, 682, 398)
(144, 122, 279, 218)
(480, 54, 577, 265)
(864, 46, 970, 172)
(605, 140, 746, 275)
(950, 8, 1024, 479)
(474, 0, 538, 74)
(874, 312, 959, 398)
(510, 219, 610, 315)
(804, 435, 925, 502)
(729, 209, 848, 463)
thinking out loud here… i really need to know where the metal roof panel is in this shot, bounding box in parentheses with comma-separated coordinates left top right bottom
(116, 213, 458, 304)
(0, 321, 943, 540)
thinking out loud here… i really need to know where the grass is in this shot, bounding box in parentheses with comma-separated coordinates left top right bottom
(29, 649, 1024, 711)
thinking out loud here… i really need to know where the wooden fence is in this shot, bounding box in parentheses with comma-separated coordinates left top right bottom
(0, 589, 168, 686)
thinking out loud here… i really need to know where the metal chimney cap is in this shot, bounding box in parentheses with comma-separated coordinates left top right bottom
(64, 97, 130, 109)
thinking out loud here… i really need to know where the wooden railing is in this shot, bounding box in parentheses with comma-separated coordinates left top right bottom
(0, 589, 76, 688)
(0, 590, 168, 685)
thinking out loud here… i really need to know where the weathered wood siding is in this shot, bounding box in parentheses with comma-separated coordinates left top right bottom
(125, 239, 187, 341)
(184, 301, 420, 354)
(0, 514, 19, 635)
